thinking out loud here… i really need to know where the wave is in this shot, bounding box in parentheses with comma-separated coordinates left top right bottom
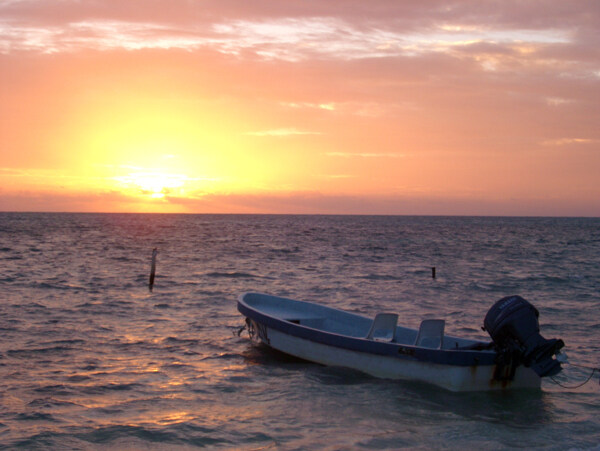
(27, 398, 80, 408)
(200, 352, 244, 362)
(80, 383, 143, 395)
(7, 424, 233, 449)
(205, 271, 259, 279)
(15, 412, 59, 422)
(33, 384, 73, 396)
(358, 273, 402, 281)
(7, 346, 77, 357)
(0, 255, 23, 260)
(35, 281, 86, 291)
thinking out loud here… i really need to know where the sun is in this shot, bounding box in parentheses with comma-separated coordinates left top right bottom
(115, 170, 188, 200)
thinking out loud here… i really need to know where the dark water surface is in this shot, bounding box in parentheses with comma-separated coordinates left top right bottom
(0, 213, 599, 450)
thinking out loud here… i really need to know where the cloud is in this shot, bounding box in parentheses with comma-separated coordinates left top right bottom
(321, 174, 355, 179)
(0, 167, 104, 183)
(0, 20, 213, 54)
(545, 97, 574, 106)
(282, 101, 336, 111)
(325, 152, 403, 158)
(0, 5, 576, 62)
(0, 1, 594, 102)
(541, 138, 599, 146)
(0, 188, 139, 213)
(245, 128, 322, 137)
(1, 183, 598, 216)
(162, 190, 599, 216)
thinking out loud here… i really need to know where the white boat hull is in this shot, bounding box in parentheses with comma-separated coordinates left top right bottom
(239, 292, 544, 392)
(247, 319, 541, 392)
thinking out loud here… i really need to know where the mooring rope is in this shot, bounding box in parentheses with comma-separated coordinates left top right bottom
(236, 323, 247, 337)
(550, 362, 600, 389)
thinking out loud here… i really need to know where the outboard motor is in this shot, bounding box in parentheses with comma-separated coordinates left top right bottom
(484, 295, 564, 378)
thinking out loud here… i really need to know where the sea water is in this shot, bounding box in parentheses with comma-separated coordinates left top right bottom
(0, 213, 599, 450)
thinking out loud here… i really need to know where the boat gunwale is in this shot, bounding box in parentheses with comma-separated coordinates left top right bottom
(238, 292, 497, 367)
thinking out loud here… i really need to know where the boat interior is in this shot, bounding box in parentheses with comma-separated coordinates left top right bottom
(242, 293, 490, 351)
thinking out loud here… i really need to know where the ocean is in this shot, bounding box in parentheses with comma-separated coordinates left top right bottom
(0, 213, 599, 450)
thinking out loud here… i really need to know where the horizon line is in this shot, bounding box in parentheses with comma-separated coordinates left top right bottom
(1, 210, 598, 219)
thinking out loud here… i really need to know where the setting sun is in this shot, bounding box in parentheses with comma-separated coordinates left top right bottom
(114, 170, 189, 200)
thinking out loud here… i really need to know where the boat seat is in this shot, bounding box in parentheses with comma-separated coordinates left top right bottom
(366, 313, 398, 342)
(414, 319, 445, 349)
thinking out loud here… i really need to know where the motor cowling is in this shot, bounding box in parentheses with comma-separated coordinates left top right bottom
(484, 295, 564, 378)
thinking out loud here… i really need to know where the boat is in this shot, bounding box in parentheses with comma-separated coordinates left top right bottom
(237, 292, 565, 392)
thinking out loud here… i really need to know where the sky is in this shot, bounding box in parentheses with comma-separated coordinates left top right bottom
(0, 0, 599, 215)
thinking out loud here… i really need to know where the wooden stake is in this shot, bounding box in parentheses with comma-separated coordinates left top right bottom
(149, 248, 158, 292)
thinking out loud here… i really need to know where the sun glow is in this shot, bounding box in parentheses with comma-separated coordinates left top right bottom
(114, 170, 189, 199)
(56, 84, 325, 212)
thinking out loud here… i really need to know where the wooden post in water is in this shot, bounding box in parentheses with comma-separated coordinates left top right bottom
(149, 248, 158, 292)
(431, 267, 436, 279)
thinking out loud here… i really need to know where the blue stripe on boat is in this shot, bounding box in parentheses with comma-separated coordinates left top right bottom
(237, 297, 496, 367)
